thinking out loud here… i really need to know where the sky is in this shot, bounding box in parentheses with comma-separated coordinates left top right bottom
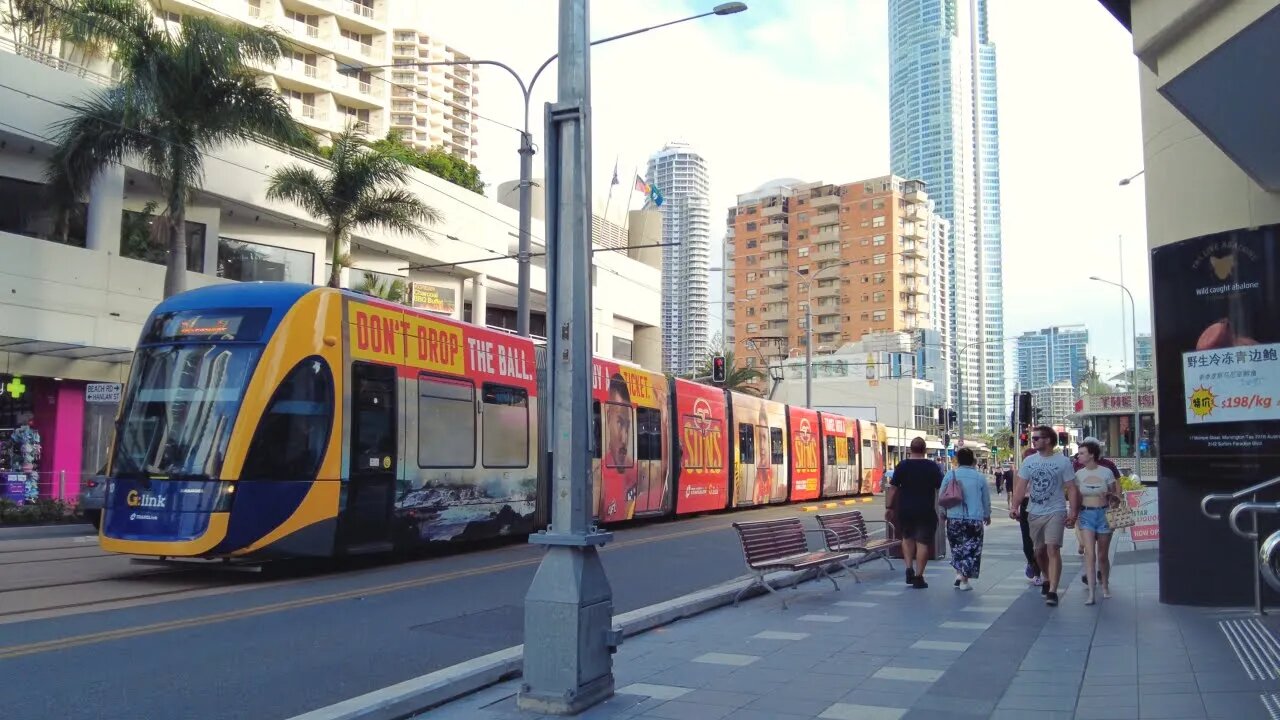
(417, 0, 1149, 380)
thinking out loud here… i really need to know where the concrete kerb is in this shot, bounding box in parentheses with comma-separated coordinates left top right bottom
(283, 567, 829, 720)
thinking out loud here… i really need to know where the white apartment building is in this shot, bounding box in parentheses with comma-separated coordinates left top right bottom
(648, 141, 712, 377)
(1030, 380, 1077, 428)
(0, 48, 659, 493)
(3, 0, 481, 161)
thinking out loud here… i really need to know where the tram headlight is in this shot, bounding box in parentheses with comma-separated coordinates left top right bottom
(214, 483, 237, 512)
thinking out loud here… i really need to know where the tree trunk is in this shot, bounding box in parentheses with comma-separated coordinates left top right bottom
(327, 230, 342, 288)
(164, 206, 188, 298)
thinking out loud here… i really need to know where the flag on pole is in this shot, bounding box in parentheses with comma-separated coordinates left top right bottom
(648, 182, 664, 207)
(610, 161, 619, 187)
(634, 175, 649, 195)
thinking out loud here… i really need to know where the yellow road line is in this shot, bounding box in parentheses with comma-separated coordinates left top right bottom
(0, 522, 726, 661)
(801, 506, 819, 512)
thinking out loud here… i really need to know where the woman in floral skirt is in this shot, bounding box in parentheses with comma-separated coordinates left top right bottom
(941, 447, 992, 591)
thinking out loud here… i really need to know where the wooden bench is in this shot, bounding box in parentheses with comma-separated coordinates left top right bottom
(731, 518, 849, 609)
(815, 510, 901, 579)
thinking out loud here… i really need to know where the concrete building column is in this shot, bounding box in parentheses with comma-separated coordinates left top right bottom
(471, 273, 488, 327)
(85, 164, 124, 254)
(632, 326, 662, 373)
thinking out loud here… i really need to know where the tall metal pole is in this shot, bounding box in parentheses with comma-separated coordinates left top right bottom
(516, 121, 534, 336)
(804, 298, 813, 408)
(1090, 276, 1141, 474)
(519, 0, 617, 713)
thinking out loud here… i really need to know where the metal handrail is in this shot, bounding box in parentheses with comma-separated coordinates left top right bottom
(1230, 502, 1280, 540)
(1201, 475, 1280, 616)
(1201, 474, 1280, 519)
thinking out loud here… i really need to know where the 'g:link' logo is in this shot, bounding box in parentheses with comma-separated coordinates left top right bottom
(126, 490, 166, 509)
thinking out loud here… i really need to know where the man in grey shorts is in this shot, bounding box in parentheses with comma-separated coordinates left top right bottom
(1010, 425, 1079, 607)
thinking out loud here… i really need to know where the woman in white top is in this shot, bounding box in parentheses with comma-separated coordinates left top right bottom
(1075, 440, 1121, 604)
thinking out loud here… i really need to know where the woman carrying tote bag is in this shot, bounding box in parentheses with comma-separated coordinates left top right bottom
(940, 447, 992, 591)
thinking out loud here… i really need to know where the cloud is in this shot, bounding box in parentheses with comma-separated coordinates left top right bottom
(420, 0, 1148, 374)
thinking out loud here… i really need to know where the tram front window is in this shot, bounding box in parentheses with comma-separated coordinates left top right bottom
(113, 344, 258, 478)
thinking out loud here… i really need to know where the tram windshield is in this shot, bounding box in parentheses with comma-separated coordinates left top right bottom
(112, 343, 259, 479)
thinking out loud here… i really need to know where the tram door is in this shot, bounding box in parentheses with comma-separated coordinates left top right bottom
(343, 362, 398, 551)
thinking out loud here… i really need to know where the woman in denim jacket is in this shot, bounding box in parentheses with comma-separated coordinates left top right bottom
(941, 448, 992, 591)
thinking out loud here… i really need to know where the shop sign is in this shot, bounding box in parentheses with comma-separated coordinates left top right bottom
(1076, 393, 1155, 414)
(1151, 224, 1280, 478)
(0, 375, 27, 400)
(86, 383, 122, 404)
(409, 282, 456, 315)
(3, 474, 26, 504)
(1125, 488, 1159, 543)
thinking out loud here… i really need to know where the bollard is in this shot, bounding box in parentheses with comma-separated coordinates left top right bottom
(60, 470, 66, 500)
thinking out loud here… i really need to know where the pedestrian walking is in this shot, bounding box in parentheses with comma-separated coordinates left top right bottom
(1075, 439, 1120, 604)
(1072, 436, 1120, 578)
(1011, 426, 1080, 607)
(941, 448, 991, 591)
(886, 437, 944, 589)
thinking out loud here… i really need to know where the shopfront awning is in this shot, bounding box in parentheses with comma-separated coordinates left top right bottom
(0, 336, 134, 363)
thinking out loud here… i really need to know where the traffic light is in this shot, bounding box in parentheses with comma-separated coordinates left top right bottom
(1057, 431, 1069, 447)
(1017, 391, 1033, 424)
(1019, 430, 1029, 446)
(711, 355, 727, 384)
(948, 409, 957, 426)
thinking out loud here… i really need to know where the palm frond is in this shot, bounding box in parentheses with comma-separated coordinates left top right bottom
(350, 188, 439, 237)
(197, 78, 312, 149)
(266, 166, 330, 218)
(45, 86, 150, 197)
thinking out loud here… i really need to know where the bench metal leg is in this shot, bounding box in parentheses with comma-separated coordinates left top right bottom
(837, 559, 861, 583)
(735, 571, 788, 609)
(815, 563, 842, 592)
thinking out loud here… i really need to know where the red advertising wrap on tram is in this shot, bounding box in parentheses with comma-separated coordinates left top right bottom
(672, 379, 729, 515)
(787, 406, 821, 501)
(590, 359, 672, 523)
(818, 411, 858, 497)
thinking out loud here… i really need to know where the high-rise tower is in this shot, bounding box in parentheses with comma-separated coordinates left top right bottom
(648, 142, 711, 376)
(889, 0, 1005, 432)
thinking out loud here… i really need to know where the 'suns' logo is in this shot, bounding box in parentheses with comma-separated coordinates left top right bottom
(126, 490, 166, 509)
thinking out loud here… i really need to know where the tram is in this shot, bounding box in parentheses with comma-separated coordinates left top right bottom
(98, 283, 887, 560)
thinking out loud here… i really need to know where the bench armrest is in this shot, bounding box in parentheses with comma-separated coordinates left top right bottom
(860, 518, 897, 536)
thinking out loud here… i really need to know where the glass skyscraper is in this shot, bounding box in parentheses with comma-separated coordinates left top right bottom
(648, 142, 711, 376)
(889, 0, 1005, 432)
(1016, 326, 1090, 391)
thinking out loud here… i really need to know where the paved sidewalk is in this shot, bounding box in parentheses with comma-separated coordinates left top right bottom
(422, 520, 1280, 720)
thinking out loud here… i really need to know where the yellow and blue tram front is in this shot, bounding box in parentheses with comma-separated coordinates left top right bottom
(100, 283, 345, 559)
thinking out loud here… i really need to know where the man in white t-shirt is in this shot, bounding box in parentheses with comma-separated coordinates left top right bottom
(1010, 425, 1080, 607)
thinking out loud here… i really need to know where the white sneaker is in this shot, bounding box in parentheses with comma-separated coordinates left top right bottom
(1031, 576, 1044, 586)
(959, 580, 972, 591)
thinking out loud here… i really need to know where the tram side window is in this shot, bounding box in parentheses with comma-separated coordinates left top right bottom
(482, 384, 529, 468)
(241, 357, 333, 481)
(592, 401, 602, 459)
(738, 423, 755, 464)
(417, 375, 475, 468)
(637, 408, 661, 461)
(825, 436, 836, 465)
(770, 428, 784, 465)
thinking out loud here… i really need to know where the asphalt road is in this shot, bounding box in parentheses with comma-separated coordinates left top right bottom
(0, 498, 886, 720)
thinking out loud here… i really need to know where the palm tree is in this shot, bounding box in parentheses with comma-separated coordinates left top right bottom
(46, 0, 311, 298)
(356, 271, 407, 303)
(694, 350, 764, 395)
(267, 127, 441, 289)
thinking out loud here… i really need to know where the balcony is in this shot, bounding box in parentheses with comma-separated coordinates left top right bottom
(904, 186, 923, 203)
(335, 36, 375, 60)
(902, 281, 927, 297)
(761, 221, 788, 236)
(814, 317, 842, 331)
(899, 264, 926, 278)
(762, 305, 790, 322)
(811, 283, 841, 299)
(760, 237, 788, 253)
(759, 254, 788, 270)
(904, 222, 926, 240)
(811, 211, 839, 227)
(905, 203, 925, 222)
(811, 244, 842, 262)
(900, 240, 925, 259)
(809, 193, 840, 210)
(758, 287, 788, 301)
(761, 203, 787, 217)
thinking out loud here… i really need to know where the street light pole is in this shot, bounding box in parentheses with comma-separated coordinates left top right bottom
(1090, 275, 1141, 472)
(365, 3, 746, 337)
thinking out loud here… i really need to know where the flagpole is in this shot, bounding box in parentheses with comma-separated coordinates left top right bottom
(603, 155, 619, 223)
(622, 166, 640, 235)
